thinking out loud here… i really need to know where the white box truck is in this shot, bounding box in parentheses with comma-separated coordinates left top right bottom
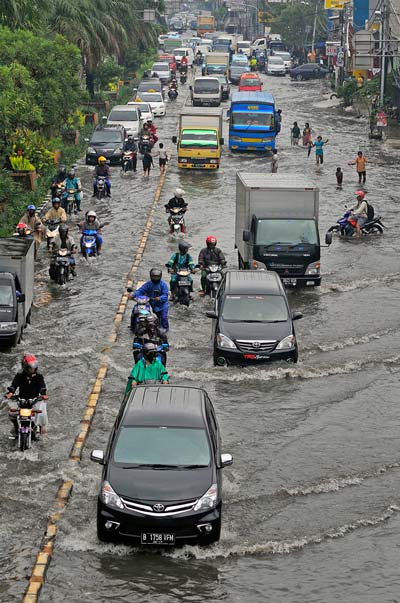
(235, 173, 324, 287)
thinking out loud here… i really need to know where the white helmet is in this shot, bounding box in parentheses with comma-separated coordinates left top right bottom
(174, 188, 185, 198)
(87, 210, 97, 218)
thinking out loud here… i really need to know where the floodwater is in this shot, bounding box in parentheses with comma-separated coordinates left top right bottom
(2, 66, 400, 603)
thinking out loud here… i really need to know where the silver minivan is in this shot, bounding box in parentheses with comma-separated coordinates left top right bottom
(190, 77, 222, 107)
(106, 105, 142, 137)
(151, 62, 171, 83)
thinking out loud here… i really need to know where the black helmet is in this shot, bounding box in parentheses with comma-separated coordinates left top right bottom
(67, 169, 75, 179)
(150, 268, 162, 283)
(143, 341, 158, 359)
(59, 165, 66, 175)
(179, 241, 191, 254)
(59, 223, 69, 237)
(52, 197, 61, 206)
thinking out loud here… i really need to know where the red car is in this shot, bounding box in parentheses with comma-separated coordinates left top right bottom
(238, 73, 263, 92)
(158, 53, 176, 74)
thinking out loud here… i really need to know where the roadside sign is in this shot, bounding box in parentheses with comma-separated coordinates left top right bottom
(326, 43, 339, 56)
(376, 111, 387, 127)
(324, 0, 350, 8)
(336, 47, 344, 67)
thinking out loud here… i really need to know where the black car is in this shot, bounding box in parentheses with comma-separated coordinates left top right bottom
(214, 74, 231, 100)
(229, 65, 250, 85)
(91, 385, 233, 546)
(85, 124, 126, 165)
(206, 270, 302, 366)
(289, 63, 329, 81)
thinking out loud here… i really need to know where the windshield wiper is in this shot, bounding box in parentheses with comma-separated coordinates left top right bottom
(178, 464, 209, 469)
(120, 463, 177, 469)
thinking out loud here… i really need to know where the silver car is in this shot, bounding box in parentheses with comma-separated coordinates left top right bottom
(151, 62, 171, 84)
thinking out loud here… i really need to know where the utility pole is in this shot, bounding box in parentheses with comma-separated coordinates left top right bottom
(311, 0, 318, 53)
(379, 2, 389, 106)
(338, 8, 345, 86)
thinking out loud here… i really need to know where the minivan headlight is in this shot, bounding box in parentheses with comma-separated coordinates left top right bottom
(217, 333, 237, 349)
(276, 335, 296, 350)
(101, 481, 124, 509)
(193, 483, 218, 511)
(305, 261, 320, 275)
(113, 147, 123, 155)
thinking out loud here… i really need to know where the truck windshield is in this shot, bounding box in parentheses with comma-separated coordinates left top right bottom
(194, 80, 219, 93)
(232, 112, 273, 126)
(222, 295, 288, 322)
(256, 219, 319, 247)
(180, 129, 218, 148)
(0, 284, 14, 306)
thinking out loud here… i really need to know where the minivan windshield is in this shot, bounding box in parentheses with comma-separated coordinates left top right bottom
(108, 110, 138, 122)
(153, 63, 169, 71)
(0, 284, 13, 306)
(91, 130, 122, 143)
(222, 295, 288, 322)
(141, 93, 163, 102)
(194, 79, 219, 93)
(256, 219, 319, 247)
(113, 426, 211, 467)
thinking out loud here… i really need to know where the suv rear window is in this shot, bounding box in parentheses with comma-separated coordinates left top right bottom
(91, 130, 123, 143)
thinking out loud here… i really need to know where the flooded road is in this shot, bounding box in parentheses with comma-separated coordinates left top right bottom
(2, 71, 400, 602)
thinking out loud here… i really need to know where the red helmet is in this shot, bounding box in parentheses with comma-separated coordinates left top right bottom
(16, 222, 27, 230)
(355, 190, 365, 199)
(206, 236, 217, 247)
(22, 354, 38, 373)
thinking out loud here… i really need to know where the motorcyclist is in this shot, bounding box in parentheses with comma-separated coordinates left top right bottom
(49, 223, 77, 278)
(14, 222, 32, 238)
(198, 236, 227, 295)
(50, 165, 67, 196)
(79, 210, 103, 253)
(169, 77, 178, 90)
(19, 205, 43, 254)
(5, 354, 48, 438)
(133, 268, 169, 331)
(125, 342, 169, 393)
(123, 135, 138, 172)
(44, 198, 67, 224)
(250, 56, 257, 71)
(349, 190, 368, 239)
(133, 314, 169, 365)
(180, 55, 188, 72)
(166, 241, 195, 299)
(195, 49, 203, 64)
(63, 168, 82, 211)
(165, 188, 188, 212)
(146, 120, 158, 144)
(93, 156, 111, 197)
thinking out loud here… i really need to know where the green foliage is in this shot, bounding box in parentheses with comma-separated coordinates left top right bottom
(337, 79, 359, 104)
(93, 58, 124, 92)
(272, 0, 327, 48)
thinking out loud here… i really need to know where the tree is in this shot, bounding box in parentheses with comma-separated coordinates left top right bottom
(272, 1, 327, 49)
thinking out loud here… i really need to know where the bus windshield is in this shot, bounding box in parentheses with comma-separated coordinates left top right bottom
(231, 112, 273, 127)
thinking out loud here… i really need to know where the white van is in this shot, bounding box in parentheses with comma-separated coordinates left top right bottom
(106, 105, 142, 137)
(173, 47, 194, 67)
(190, 77, 222, 107)
(237, 40, 252, 57)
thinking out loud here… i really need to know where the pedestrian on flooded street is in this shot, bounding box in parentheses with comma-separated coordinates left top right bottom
(303, 122, 312, 146)
(291, 122, 301, 145)
(349, 150, 368, 184)
(271, 149, 278, 173)
(313, 136, 329, 165)
(336, 167, 343, 188)
(142, 149, 154, 177)
(157, 142, 168, 175)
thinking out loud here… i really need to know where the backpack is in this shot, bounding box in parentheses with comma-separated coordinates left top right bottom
(365, 201, 374, 221)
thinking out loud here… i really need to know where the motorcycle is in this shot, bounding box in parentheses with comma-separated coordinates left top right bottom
(52, 248, 71, 285)
(174, 268, 195, 307)
(80, 229, 98, 257)
(168, 207, 186, 234)
(139, 135, 153, 155)
(128, 290, 152, 332)
(204, 264, 224, 298)
(132, 340, 169, 366)
(327, 209, 386, 237)
(168, 88, 178, 101)
(95, 176, 106, 200)
(45, 219, 61, 250)
(122, 150, 137, 173)
(65, 188, 79, 215)
(180, 73, 187, 85)
(180, 63, 188, 75)
(8, 396, 42, 452)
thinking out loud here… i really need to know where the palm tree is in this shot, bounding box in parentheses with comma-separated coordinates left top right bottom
(0, 0, 50, 29)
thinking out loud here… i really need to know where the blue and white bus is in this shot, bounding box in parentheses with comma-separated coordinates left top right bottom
(228, 91, 279, 152)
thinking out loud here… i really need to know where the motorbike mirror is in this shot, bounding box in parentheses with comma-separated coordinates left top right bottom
(205, 310, 218, 319)
(172, 135, 177, 144)
(90, 449, 105, 464)
(292, 311, 303, 321)
(325, 231, 333, 246)
(17, 293, 26, 303)
(127, 287, 133, 293)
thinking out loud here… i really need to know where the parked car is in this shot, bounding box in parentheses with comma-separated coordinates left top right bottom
(289, 63, 330, 81)
(137, 92, 166, 117)
(106, 104, 142, 137)
(206, 270, 302, 366)
(151, 62, 172, 84)
(91, 385, 233, 546)
(214, 74, 231, 100)
(127, 101, 154, 123)
(238, 73, 263, 92)
(85, 125, 126, 165)
(266, 56, 286, 76)
(272, 51, 293, 72)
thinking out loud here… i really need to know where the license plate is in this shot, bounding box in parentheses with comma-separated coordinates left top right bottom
(282, 278, 297, 286)
(179, 279, 191, 285)
(141, 532, 175, 545)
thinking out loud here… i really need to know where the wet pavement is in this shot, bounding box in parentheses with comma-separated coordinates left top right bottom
(2, 68, 400, 603)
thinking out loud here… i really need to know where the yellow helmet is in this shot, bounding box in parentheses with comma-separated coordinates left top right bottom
(98, 156, 106, 163)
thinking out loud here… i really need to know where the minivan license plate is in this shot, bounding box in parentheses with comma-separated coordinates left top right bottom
(141, 532, 175, 545)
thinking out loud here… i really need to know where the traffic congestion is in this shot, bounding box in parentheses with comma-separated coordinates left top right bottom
(2, 11, 400, 603)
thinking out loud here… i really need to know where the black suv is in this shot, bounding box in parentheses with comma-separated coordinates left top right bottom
(85, 124, 126, 165)
(206, 270, 302, 366)
(91, 385, 233, 546)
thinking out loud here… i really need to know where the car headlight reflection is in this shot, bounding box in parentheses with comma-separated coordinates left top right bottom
(101, 481, 124, 510)
(193, 483, 218, 511)
(276, 335, 296, 350)
(217, 333, 237, 349)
